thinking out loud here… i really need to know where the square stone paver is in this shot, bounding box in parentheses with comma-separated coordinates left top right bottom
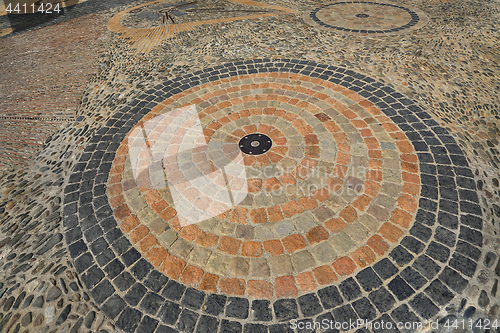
(329, 232, 357, 254)
(292, 212, 317, 233)
(188, 247, 212, 267)
(358, 214, 380, 232)
(170, 238, 194, 260)
(249, 258, 271, 277)
(158, 228, 178, 247)
(274, 220, 296, 237)
(291, 250, 316, 272)
(137, 207, 158, 224)
(269, 254, 293, 276)
(148, 218, 168, 234)
(205, 252, 231, 275)
(343, 222, 370, 243)
(254, 224, 275, 241)
(310, 241, 338, 264)
(129, 196, 147, 211)
(324, 197, 348, 214)
(229, 257, 250, 276)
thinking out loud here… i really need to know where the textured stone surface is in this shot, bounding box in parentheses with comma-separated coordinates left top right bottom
(0, 0, 499, 332)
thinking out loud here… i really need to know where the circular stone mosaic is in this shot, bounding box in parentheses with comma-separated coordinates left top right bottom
(303, 1, 429, 36)
(64, 59, 483, 333)
(107, 0, 296, 53)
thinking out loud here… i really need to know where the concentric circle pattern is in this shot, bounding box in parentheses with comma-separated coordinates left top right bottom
(303, 1, 429, 36)
(64, 59, 482, 333)
(108, 71, 423, 299)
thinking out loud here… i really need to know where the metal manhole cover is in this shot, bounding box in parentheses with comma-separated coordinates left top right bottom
(239, 133, 272, 155)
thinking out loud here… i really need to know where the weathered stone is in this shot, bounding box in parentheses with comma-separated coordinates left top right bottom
(489, 304, 499, 318)
(68, 283, 78, 292)
(91, 313, 104, 331)
(57, 322, 71, 333)
(21, 313, 32, 327)
(46, 287, 62, 302)
(0, 313, 12, 332)
(75, 304, 88, 315)
(11, 323, 21, 333)
(478, 290, 489, 308)
(5, 313, 21, 332)
(3, 296, 15, 311)
(22, 295, 34, 309)
(478, 270, 489, 284)
(36, 234, 63, 255)
(69, 317, 83, 333)
(37, 282, 46, 293)
(33, 314, 44, 327)
(45, 306, 56, 323)
(84, 312, 95, 329)
(55, 305, 71, 326)
(464, 306, 476, 319)
(229, 258, 250, 276)
(269, 255, 293, 276)
(484, 252, 497, 268)
(59, 279, 67, 294)
(32, 296, 44, 308)
(13, 292, 26, 310)
(0, 238, 11, 249)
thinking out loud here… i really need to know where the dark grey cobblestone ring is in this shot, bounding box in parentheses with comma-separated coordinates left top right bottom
(63, 59, 483, 333)
(303, 1, 429, 36)
(310, 2, 420, 33)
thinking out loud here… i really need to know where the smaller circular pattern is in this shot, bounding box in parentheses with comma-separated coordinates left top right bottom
(303, 1, 429, 36)
(239, 133, 273, 155)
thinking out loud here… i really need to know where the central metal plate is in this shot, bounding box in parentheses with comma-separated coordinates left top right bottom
(239, 133, 272, 155)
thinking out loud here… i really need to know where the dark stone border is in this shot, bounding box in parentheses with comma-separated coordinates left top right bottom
(63, 59, 482, 333)
(310, 1, 420, 34)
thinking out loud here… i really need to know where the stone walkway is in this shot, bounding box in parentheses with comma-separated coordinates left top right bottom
(0, 13, 105, 167)
(0, 0, 499, 332)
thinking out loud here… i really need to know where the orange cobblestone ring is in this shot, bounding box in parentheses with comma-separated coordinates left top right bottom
(108, 71, 421, 298)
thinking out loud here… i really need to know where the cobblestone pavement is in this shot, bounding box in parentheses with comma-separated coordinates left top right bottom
(0, 13, 106, 167)
(0, 0, 499, 332)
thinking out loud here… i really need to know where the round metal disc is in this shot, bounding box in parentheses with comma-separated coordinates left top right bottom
(238, 133, 272, 155)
